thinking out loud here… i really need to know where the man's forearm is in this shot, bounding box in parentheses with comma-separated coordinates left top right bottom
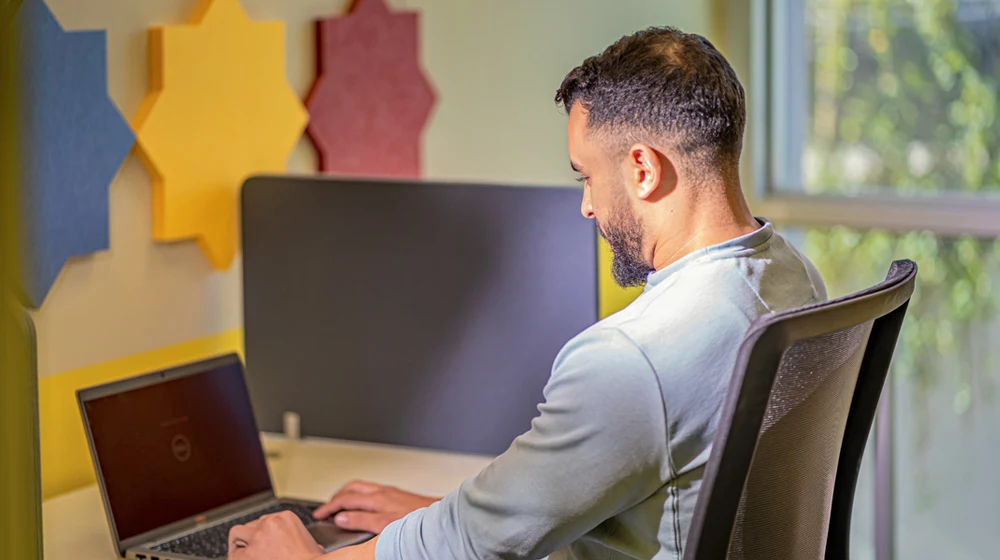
(323, 536, 378, 560)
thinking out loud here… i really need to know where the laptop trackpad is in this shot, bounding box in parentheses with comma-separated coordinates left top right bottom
(308, 520, 374, 552)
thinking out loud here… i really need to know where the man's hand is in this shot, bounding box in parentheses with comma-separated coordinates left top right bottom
(228, 510, 324, 560)
(313, 480, 439, 534)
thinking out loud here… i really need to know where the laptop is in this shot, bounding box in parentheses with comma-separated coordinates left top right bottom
(77, 353, 373, 560)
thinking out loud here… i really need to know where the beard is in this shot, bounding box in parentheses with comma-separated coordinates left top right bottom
(597, 202, 654, 288)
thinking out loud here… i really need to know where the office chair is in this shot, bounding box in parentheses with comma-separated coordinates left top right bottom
(683, 259, 917, 560)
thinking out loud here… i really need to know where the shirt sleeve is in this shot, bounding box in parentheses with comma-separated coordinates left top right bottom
(374, 326, 671, 560)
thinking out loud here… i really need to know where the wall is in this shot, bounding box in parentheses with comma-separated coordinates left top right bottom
(36, 0, 710, 498)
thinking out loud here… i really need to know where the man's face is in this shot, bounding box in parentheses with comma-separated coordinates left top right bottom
(567, 104, 653, 287)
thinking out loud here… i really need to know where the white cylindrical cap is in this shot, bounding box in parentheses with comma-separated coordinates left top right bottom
(282, 410, 301, 440)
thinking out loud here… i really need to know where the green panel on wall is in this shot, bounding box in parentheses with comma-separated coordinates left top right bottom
(0, 7, 43, 560)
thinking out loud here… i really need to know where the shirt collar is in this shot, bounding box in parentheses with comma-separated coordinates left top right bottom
(643, 217, 774, 291)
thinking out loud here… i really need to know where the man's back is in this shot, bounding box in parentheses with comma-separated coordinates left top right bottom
(555, 220, 825, 559)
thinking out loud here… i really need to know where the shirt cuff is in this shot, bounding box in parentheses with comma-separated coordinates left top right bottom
(374, 517, 404, 560)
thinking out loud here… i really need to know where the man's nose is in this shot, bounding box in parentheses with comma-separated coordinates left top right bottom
(580, 194, 594, 219)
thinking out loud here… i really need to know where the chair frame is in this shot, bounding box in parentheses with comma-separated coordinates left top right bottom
(683, 259, 917, 560)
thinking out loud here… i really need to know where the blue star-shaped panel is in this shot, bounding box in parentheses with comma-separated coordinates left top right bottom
(16, 0, 134, 308)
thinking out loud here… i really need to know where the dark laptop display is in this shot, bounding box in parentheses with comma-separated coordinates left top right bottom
(81, 359, 272, 542)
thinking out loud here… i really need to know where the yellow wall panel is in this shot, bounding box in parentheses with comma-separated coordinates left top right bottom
(132, 0, 308, 270)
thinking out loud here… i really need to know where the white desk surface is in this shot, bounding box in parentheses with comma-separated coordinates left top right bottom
(44, 433, 494, 560)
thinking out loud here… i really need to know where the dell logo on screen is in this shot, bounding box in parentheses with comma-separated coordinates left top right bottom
(171, 434, 192, 462)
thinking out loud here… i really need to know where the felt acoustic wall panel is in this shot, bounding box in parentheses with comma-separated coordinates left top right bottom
(16, 0, 135, 308)
(305, 0, 436, 177)
(132, 0, 308, 270)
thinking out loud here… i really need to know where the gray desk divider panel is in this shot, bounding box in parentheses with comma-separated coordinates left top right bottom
(241, 176, 598, 456)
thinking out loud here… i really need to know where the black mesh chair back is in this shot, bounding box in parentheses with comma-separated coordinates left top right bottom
(684, 259, 917, 560)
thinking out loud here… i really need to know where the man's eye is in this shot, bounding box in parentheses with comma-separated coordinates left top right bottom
(575, 176, 589, 184)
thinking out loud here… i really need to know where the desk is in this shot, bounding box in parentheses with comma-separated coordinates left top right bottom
(44, 433, 494, 559)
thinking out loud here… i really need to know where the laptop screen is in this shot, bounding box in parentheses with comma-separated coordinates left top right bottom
(82, 356, 273, 542)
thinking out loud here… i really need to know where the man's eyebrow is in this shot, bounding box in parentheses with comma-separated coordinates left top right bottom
(570, 161, 583, 173)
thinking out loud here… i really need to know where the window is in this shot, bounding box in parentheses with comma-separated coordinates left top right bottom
(772, 0, 1000, 197)
(786, 225, 1000, 560)
(747, 1, 1000, 559)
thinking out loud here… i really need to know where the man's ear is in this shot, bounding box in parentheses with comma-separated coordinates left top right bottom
(626, 143, 671, 200)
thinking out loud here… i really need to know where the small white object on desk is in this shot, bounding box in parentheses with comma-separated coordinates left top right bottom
(44, 433, 494, 560)
(282, 411, 301, 440)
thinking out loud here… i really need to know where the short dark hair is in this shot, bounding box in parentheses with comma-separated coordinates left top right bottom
(556, 26, 746, 166)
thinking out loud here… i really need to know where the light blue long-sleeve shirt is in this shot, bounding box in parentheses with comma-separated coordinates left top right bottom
(375, 219, 826, 560)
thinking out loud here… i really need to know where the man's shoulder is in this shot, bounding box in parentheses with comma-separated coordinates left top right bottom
(556, 235, 826, 382)
(554, 323, 651, 374)
(609, 260, 765, 337)
(611, 236, 825, 342)
(546, 323, 663, 399)
(591, 257, 803, 376)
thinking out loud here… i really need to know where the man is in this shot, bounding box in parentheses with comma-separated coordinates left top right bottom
(228, 26, 826, 560)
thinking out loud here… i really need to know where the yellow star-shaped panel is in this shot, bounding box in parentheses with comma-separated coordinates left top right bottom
(132, 0, 308, 269)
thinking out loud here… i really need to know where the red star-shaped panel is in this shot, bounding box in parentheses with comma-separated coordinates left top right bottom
(306, 0, 436, 177)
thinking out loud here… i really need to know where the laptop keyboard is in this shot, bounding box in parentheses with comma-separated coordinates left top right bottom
(151, 502, 319, 559)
